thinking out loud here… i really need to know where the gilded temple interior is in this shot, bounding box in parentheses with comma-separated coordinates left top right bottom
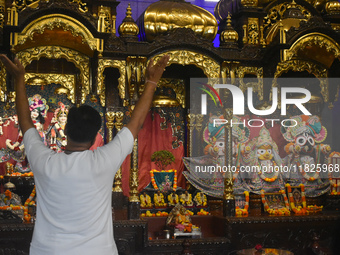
(0, 0, 340, 254)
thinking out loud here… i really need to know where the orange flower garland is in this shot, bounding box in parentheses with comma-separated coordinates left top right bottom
(261, 189, 290, 216)
(286, 184, 307, 215)
(235, 191, 249, 216)
(23, 186, 36, 222)
(258, 162, 279, 182)
(0, 190, 25, 217)
(150, 169, 177, 191)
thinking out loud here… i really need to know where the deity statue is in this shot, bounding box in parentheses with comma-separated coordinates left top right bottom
(167, 192, 179, 206)
(180, 190, 193, 206)
(193, 191, 207, 207)
(281, 115, 331, 197)
(153, 190, 167, 207)
(166, 204, 193, 232)
(46, 102, 68, 152)
(243, 126, 285, 194)
(28, 94, 48, 144)
(140, 192, 153, 208)
(5, 94, 48, 167)
(182, 114, 251, 198)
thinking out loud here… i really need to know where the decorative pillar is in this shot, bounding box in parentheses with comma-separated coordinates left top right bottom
(186, 113, 196, 157)
(0, 0, 5, 29)
(195, 114, 204, 158)
(223, 108, 235, 217)
(112, 112, 124, 193)
(128, 139, 140, 219)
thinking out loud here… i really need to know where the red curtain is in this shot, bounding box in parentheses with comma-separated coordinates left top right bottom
(121, 111, 185, 197)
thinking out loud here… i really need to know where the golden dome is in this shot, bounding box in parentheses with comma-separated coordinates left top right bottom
(119, 4, 139, 38)
(220, 13, 238, 46)
(325, 1, 340, 14)
(140, 0, 218, 42)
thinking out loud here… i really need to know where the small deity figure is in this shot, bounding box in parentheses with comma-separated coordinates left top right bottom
(180, 190, 193, 206)
(47, 102, 68, 152)
(6, 95, 48, 164)
(153, 190, 167, 207)
(0, 189, 21, 206)
(281, 115, 331, 197)
(167, 192, 179, 206)
(194, 191, 207, 207)
(28, 94, 48, 144)
(166, 204, 193, 232)
(243, 127, 284, 194)
(140, 192, 153, 208)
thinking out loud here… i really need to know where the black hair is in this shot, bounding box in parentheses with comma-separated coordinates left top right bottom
(65, 105, 101, 143)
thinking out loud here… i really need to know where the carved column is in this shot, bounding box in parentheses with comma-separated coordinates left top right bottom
(186, 114, 196, 157)
(223, 108, 235, 217)
(128, 138, 140, 219)
(112, 111, 124, 193)
(195, 114, 204, 157)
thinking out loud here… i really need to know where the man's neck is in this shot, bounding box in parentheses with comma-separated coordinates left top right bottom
(64, 139, 93, 154)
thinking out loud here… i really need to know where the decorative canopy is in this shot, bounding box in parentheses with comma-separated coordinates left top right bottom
(138, 0, 218, 42)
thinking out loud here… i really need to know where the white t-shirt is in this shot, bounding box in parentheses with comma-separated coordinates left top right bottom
(23, 127, 134, 255)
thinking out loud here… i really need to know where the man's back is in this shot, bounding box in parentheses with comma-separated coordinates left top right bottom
(24, 127, 133, 255)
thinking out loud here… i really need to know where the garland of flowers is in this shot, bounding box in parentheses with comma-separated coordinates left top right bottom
(328, 152, 340, 194)
(167, 193, 179, 205)
(0, 190, 25, 214)
(235, 190, 249, 216)
(258, 161, 279, 182)
(261, 189, 290, 216)
(296, 149, 320, 181)
(23, 186, 36, 222)
(150, 169, 177, 191)
(194, 192, 207, 206)
(6, 135, 24, 151)
(286, 184, 307, 214)
(153, 192, 166, 207)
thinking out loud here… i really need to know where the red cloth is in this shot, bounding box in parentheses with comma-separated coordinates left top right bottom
(121, 112, 185, 197)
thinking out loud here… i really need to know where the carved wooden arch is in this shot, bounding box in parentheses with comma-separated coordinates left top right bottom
(16, 46, 90, 104)
(285, 32, 340, 61)
(16, 14, 98, 51)
(151, 50, 220, 79)
(97, 59, 126, 107)
(274, 59, 328, 103)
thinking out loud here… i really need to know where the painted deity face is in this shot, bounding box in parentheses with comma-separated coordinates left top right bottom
(213, 138, 225, 156)
(58, 113, 67, 124)
(257, 144, 273, 160)
(295, 132, 315, 154)
(30, 109, 39, 120)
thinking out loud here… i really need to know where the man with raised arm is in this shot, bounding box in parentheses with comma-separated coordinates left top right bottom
(0, 54, 169, 255)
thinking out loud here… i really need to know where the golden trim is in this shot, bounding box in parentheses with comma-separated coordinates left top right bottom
(274, 59, 328, 103)
(16, 14, 97, 50)
(0, 62, 6, 102)
(237, 66, 264, 100)
(129, 139, 140, 202)
(16, 46, 90, 104)
(264, 2, 311, 31)
(97, 58, 126, 107)
(0, 0, 4, 29)
(25, 73, 75, 102)
(151, 50, 220, 78)
(187, 114, 196, 158)
(69, 0, 88, 13)
(248, 18, 259, 45)
(286, 33, 340, 60)
(157, 78, 185, 108)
